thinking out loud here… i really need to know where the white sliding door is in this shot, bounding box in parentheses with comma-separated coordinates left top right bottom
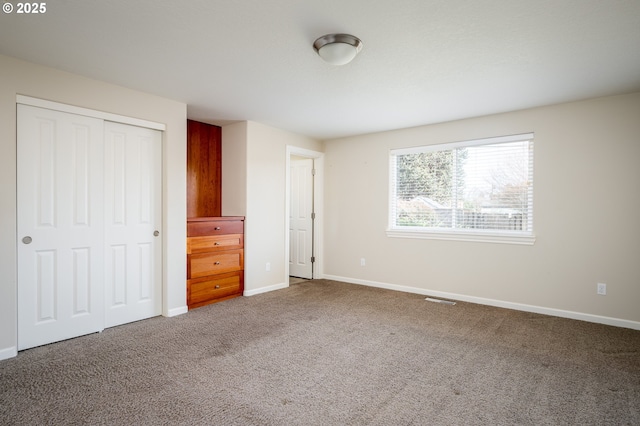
(104, 122, 162, 327)
(17, 105, 105, 350)
(17, 105, 163, 350)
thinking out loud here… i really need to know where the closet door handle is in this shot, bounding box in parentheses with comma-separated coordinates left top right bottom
(22, 236, 32, 244)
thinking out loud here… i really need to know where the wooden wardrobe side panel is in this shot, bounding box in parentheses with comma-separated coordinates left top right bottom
(187, 120, 222, 218)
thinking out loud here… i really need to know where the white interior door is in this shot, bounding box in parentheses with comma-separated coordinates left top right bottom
(104, 122, 162, 328)
(17, 105, 105, 350)
(289, 158, 314, 279)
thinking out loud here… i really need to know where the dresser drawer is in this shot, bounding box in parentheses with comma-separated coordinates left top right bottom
(186, 216, 245, 309)
(188, 271, 243, 308)
(189, 249, 244, 278)
(188, 219, 244, 237)
(187, 234, 243, 254)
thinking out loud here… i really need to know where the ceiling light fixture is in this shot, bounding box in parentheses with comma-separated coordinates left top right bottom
(313, 33, 363, 66)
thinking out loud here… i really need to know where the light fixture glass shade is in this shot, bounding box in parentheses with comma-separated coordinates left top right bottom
(313, 34, 363, 65)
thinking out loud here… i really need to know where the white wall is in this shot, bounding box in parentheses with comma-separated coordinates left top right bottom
(239, 121, 323, 295)
(323, 92, 640, 328)
(221, 122, 248, 217)
(0, 55, 187, 359)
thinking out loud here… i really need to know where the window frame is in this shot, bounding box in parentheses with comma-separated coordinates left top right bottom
(387, 133, 535, 245)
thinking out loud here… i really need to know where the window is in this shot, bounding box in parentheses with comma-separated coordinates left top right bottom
(388, 133, 534, 244)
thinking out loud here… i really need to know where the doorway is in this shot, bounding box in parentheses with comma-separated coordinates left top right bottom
(289, 156, 314, 279)
(285, 147, 323, 285)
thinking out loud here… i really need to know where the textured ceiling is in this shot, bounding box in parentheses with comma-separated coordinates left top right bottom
(1, 0, 639, 139)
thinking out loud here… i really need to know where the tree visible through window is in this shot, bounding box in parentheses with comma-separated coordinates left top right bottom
(389, 133, 534, 240)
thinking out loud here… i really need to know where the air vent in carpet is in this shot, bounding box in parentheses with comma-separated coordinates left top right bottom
(425, 297, 456, 305)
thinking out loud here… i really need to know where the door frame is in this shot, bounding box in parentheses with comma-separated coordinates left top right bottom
(285, 146, 324, 285)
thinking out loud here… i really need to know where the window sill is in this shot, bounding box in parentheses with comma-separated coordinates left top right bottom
(386, 228, 535, 245)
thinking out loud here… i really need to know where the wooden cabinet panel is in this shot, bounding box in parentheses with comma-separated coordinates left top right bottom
(187, 120, 221, 218)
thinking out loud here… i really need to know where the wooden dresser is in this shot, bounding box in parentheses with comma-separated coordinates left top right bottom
(187, 216, 245, 309)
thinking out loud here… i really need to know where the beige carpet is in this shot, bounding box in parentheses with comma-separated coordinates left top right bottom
(1, 279, 639, 425)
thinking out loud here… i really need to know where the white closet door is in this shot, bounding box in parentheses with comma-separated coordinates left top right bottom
(289, 158, 314, 279)
(17, 105, 105, 350)
(104, 121, 162, 328)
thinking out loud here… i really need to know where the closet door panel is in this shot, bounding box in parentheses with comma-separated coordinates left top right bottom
(104, 121, 162, 328)
(17, 105, 105, 350)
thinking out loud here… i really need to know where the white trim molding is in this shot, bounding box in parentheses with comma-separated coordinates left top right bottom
(323, 274, 640, 331)
(166, 306, 188, 317)
(17, 95, 166, 131)
(386, 228, 536, 245)
(0, 346, 18, 361)
(244, 282, 289, 297)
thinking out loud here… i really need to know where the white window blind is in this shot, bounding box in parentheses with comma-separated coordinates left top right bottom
(389, 133, 534, 244)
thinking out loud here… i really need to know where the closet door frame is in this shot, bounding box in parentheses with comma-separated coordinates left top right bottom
(17, 96, 166, 132)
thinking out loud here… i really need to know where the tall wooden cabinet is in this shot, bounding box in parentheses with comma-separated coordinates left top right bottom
(187, 120, 244, 309)
(187, 119, 221, 217)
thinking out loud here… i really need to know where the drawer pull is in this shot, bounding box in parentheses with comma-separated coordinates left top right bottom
(214, 261, 221, 265)
(214, 227, 221, 230)
(214, 242, 221, 246)
(215, 285, 220, 289)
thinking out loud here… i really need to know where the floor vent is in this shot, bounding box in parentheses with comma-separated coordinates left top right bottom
(425, 297, 456, 305)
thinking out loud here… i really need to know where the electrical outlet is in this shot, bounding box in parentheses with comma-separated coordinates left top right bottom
(266, 262, 271, 272)
(360, 258, 366, 266)
(597, 283, 606, 295)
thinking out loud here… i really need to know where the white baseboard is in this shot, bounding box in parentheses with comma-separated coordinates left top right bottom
(0, 346, 17, 361)
(244, 282, 288, 297)
(166, 306, 188, 317)
(323, 274, 640, 331)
